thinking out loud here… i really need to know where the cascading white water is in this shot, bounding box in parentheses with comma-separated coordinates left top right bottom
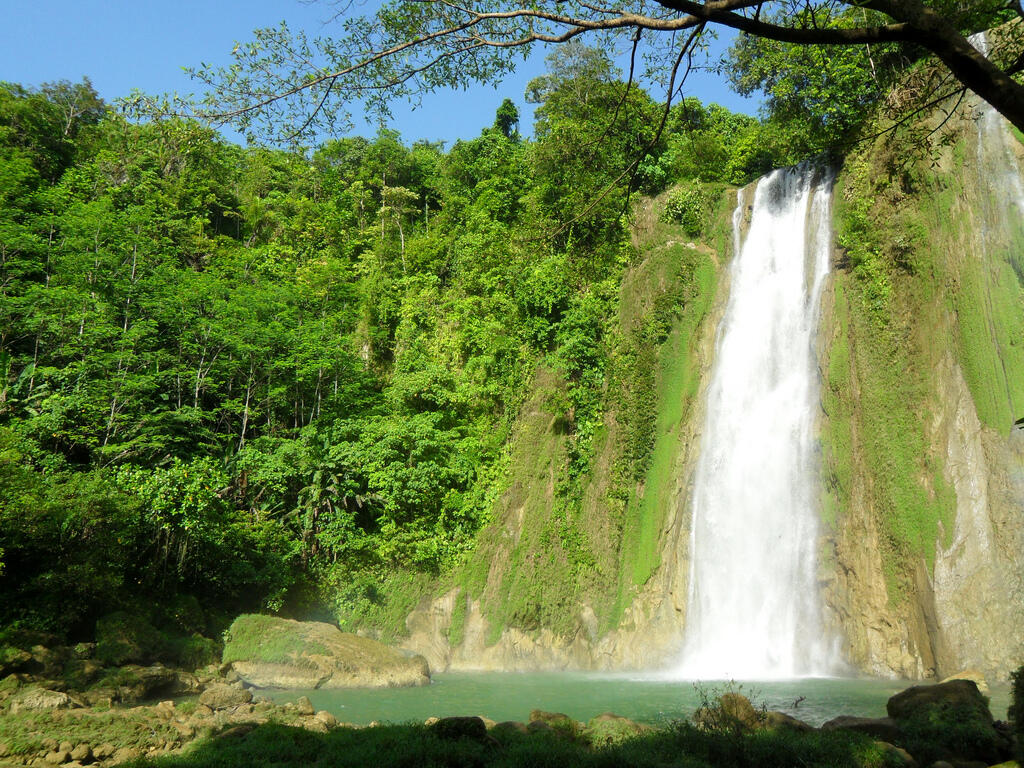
(674, 164, 836, 680)
(970, 31, 1024, 216)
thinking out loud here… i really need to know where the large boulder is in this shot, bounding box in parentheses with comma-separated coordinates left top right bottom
(763, 710, 814, 732)
(887, 679, 1009, 766)
(199, 684, 253, 710)
(940, 670, 990, 696)
(9, 688, 78, 713)
(887, 680, 992, 723)
(109, 664, 181, 703)
(222, 615, 431, 689)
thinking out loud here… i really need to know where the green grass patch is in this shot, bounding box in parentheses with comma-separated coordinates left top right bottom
(131, 718, 900, 768)
(0, 707, 181, 757)
(606, 196, 728, 629)
(222, 614, 328, 667)
(447, 592, 467, 648)
(615, 249, 716, 612)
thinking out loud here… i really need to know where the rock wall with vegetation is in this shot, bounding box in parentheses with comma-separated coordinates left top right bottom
(404, 192, 735, 671)
(405, 62, 1024, 678)
(818, 82, 1024, 680)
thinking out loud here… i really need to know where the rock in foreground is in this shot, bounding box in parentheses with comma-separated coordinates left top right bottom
(223, 615, 430, 689)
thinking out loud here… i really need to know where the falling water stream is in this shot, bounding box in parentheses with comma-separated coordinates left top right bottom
(970, 32, 1024, 218)
(675, 165, 836, 679)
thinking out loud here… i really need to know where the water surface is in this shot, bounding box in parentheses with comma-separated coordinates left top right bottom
(263, 672, 1011, 728)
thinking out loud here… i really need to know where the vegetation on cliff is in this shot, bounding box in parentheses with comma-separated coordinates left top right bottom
(822, 55, 1024, 614)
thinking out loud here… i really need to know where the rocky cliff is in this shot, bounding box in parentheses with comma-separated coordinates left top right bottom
(817, 79, 1024, 680)
(399, 79, 1024, 681)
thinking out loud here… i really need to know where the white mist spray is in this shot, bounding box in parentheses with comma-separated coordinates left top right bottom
(674, 165, 836, 679)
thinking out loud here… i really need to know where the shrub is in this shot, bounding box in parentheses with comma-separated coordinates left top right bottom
(95, 611, 168, 666)
(168, 633, 220, 670)
(661, 184, 709, 236)
(1011, 664, 1024, 762)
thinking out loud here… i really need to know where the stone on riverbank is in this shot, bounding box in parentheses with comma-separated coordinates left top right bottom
(763, 710, 814, 732)
(199, 684, 253, 710)
(886, 678, 1010, 766)
(430, 716, 488, 741)
(940, 670, 990, 696)
(9, 688, 77, 714)
(887, 679, 991, 722)
(222, 615, 430, 689)
(585, 712, 651, 745)
(529, 710, 584, 739)
(295, 695, 314, 716)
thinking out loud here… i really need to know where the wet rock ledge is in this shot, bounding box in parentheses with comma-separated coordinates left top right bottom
(221, 614, 430, 689)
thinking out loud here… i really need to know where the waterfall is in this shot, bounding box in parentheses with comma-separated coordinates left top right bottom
(674, 164, 835, 679)
(969, 31, 1024, 222)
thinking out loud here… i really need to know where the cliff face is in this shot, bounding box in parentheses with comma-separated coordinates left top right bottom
(402, 87, 1024, 680)
(813, 84, 1024, 680)
(403, 193, 734, 672)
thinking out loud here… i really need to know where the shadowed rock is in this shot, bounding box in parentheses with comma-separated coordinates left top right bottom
(430, 716, 488, 741)
(887, 679, 992, 723)
(821, 715, 902, 743)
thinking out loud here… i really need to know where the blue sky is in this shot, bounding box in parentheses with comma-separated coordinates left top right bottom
(1, 0, 758, 147)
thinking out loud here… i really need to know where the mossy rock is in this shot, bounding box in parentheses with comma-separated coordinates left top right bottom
(528, 710, 583, 739)
(888, 680, 1009, 765)
(61, 658, 104, 689)
(585, 712, 651, 745)
(95, 612, 167, 666)
(0, 674, 23, 699)
(167, 633, 219, 670)
(89, 664, 180, 704)
(222, 614, 430, 689)
(0, 647, 32, 677)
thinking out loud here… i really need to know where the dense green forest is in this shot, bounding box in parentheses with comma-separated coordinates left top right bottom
(0, 23, 923, 649)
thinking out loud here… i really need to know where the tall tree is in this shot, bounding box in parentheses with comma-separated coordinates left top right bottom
(141, 1, 1024, 142)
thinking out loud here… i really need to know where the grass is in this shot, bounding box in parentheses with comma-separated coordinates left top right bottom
(611, 246, 718, 626)
(446, 593, 467, 648)
(0, 707, 182, 757)
(923, 144, 1024, 433)
(125, 718, 902, 768)
(222, 614, 328, 667)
